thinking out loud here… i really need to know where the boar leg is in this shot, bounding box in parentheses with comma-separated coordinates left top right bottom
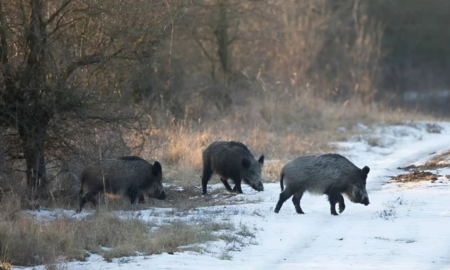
(292, 190, 305, 214)
(138, 194, 146, 204)
(78, 191, 98, 213)
(274, 188, 293, 213)
(220, 177, 234, 192)
(327, 192, 341, 216)
(232, 179, 243, 194)
(338, 194, 345, 213)
(128, 187, 141, 204)
(201, 166, 213, 195)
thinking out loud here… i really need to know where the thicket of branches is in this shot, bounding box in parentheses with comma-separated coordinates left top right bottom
(0, 0, 183, 199)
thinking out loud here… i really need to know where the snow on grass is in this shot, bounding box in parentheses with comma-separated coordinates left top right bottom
(18, 121, 450, 269)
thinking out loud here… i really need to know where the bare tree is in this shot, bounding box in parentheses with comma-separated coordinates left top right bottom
(0, 0, 182, 197)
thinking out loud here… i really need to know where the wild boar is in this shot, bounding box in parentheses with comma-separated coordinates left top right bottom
(77, 156, 166, 213)
(274, 153, 370, 215)
(201, 141, 264, 195)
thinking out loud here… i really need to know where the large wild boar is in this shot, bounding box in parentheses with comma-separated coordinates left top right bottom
(201, 141, 264, 195)
(77, 156, 166, 213)
(274, 153, 370, 215)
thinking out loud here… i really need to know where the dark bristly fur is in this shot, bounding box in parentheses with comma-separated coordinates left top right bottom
(275, 153, 370, 215)
(201, 141, 265, 195)
(78, 156, 166, 213)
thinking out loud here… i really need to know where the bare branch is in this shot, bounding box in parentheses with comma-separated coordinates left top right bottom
(45, 0, 74, 26)
(48, 16, 83, 37)
(86, 115, 138, 123)
(63, 49, 123, 79)
(186, 23, 214, 63)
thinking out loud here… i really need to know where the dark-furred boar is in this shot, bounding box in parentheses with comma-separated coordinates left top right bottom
(78, 156, 166, 213)
(201, 141, 264, 195)
(274, 153, 370, 215)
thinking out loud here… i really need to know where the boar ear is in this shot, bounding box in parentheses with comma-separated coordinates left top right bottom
(242, 158, 251, 169)
(153, 161, 162, 175)
(258, 155, 265, 165)
(362, 166, 370, 176)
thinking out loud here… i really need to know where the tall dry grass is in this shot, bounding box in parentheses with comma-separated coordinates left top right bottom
(0, 193, 234, 266)
(138, 91, 437, 187)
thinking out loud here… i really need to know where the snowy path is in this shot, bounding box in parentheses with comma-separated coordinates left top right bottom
(21, 122, 450, 270)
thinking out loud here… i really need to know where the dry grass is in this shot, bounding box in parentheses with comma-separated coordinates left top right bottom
(0, 194, 235, 266)
(147, 220, 216, 255)
(263, 160, 286, 182)
(0, 261, 11, 270)
(367, 136, 384, 147)
(399, 149, 450, 171)
(139, 93, 437, 189)
(388, 171, 439, 183)
(421, 150, 450, 169)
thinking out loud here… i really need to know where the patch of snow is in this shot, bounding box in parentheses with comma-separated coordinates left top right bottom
(85, 254, 105, 263)
(26, 208, 89, 222)
(337, 126, 346, 132)
(436, 167, 450, 175)
(357, 123, 369, 131)
(100, 247, 113, 252)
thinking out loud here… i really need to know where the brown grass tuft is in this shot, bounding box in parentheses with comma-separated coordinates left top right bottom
(263, 160, 286, 182)
(0, 262, 11, 270)
(160, 125, 209, 169)
(388, 171, 439, 183)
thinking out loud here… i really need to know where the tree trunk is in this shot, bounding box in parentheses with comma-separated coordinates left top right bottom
(18, 120, 48, 192)
(215, 0, 231, 82)
(20, 0, 50, 193)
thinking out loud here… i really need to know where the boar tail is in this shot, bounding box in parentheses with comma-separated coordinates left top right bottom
(280, 172, 285, 191)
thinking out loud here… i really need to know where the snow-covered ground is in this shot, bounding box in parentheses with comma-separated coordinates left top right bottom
(18, 122, 450, 270)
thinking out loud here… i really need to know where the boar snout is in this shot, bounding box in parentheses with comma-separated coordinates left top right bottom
(249, 181, 264, 192)
(362, 197, 370, 206)
(358, 192, 370, 206)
